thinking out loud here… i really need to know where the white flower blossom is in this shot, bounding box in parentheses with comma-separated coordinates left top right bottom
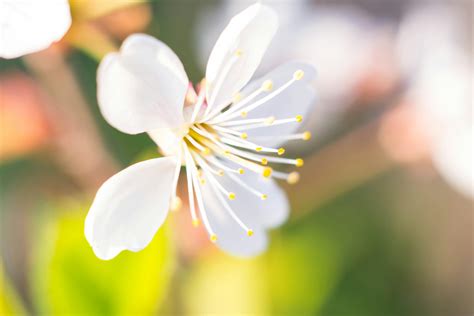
(0, 0, 71, 59)
(85, 3, 316, 259)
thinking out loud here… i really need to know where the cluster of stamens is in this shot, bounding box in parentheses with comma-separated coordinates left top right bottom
(172, 65, 311, 243)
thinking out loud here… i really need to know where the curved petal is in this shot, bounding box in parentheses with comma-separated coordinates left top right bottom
(205, 3, 278, 111)
(235, 62, 317, 147)
(97, 34, 188, 135)
(201, 182, 269, 257)
(220, 171, 290, 229)
(85, 157, 177, 260)
(0, 0, 71, 59)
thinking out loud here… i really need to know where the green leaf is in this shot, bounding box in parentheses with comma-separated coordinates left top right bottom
(31, 199, 175, 316)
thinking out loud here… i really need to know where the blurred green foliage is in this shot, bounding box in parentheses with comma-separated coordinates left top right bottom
(31, 200, 175, 316)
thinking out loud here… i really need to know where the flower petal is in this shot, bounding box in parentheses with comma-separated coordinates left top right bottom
(238, 62, 317, 147)
(201, 178, 269, 257)
(222, 171, 290, 229)
(85, 157, 177, 260)
(0, 0, 71, 59)
(97, 34, 188, 134)
(205, 3, 278, 111)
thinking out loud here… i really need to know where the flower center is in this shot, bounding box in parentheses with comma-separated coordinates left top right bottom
(176, 69, 310, 241)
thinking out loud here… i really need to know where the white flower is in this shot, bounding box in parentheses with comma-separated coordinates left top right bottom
(0, 0, 71, 59)
(197, 0, 395, 148)
(85, 3, 316, 260)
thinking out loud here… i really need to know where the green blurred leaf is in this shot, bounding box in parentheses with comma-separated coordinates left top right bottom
(32, 199, 175, 316)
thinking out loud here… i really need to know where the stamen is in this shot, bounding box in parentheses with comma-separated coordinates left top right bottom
(233, 93, 242, 103)
(213, 75, 298, 122)
(227, 172, 268, 200)
(183, 145, 217, 239)
(233, 116, 302, 131)
(250, 131, 312, 142)
(271, 170, 300, 184)
(261, 80, 273, 92)
(185, 135, 210, 154)
(211, 125, 246, 138)
(170, 145, 183, 209)
(208, 86, 265, 123)
(183, 148, 199, 225)
(293, 69, 305, 80)
(217, 116, 275, 127)
(228, 149, 303, 168)
(204, 52, 242, 118)
(190, 80, 207, 122)
(192, 153, 236, 201)
(303, 131, 312, 140)
(203, 155, 244, 175)
(219, 135, 282, 155)
(295, 158, 304, 167)
(204, 168, 253, 235)
(191, 127, 273, 178)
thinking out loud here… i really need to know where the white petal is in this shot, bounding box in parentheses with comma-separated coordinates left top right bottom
(239, 62, 316, 147)
(0, 0, 71, 59)
(201, 179, 269, 257)
(205, 3, 278, 110)
(97, 34, 189, 134)
(221, 171, 290, 229)
(85, 157, 177, 260)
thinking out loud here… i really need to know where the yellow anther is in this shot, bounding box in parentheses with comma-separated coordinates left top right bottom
(262, 167, 272, 178)
(200, 179, 206, 184)
(261, 158, 268, 165)
(240, 111, 248, 118)
(296, 115, 303, 122)
(295, 158, 304, 167)
(241, 133, 248, 139)
(260, 194, 268, 200)
(293, 69, 305, 80)
(170, 196, 182, 211)
(277, 148, 285, 156)
(192, 218, 200, 227)
(201, 147, 211, 155)
(255, 147, 263, 152)
(218, 170, 225, 176)
(265, 116, 275, 125)
(238, 168, 245, 174)
(262, 80, 273, 91)
(303, 131, 312, 141)
(228, 192, 236, 200)
(233, 92, 242, 103)
(235, 49, 243, 57)
(287, 171, 300, 184)
(247, 229, 254, 237)
(210, 234, 218, 242)
(224, 150, 231, 155)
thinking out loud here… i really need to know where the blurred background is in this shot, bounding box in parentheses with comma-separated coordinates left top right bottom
(1, 0, 472, 315)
